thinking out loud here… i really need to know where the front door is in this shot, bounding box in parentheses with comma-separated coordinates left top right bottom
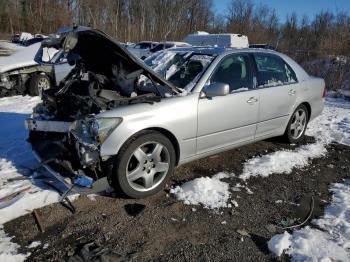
(197, 53, 260, 154)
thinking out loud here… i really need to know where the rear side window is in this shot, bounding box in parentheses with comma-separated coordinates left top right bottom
(211, 54, 253, 92)
(253, 54, 297, 87)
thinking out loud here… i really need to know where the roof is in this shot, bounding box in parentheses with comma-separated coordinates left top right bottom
(163, 46, 281, 56)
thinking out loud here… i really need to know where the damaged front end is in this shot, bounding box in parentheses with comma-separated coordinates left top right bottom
(26, 27, 180, 193)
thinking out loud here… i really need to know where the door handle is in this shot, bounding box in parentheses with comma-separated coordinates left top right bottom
(247, 97, 258, 104)
(288, 89, 296, 95)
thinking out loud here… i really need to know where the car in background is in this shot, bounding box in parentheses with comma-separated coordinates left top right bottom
(127, 41, 158, 59)
(0, 42, 72, 97)
(11, 32, 34, 44)
(25, 27, 325, 199)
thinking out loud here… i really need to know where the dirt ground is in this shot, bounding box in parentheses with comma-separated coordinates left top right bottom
(4, 137, 350, 261)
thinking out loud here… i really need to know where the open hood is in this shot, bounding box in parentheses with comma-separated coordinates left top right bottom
(36, 27, 181, 94)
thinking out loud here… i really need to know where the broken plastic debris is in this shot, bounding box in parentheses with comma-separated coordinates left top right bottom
(74, 175, 94, 188)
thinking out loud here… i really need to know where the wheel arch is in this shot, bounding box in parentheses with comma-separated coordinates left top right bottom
(25, 71, 53, 91)
(300, 101, 311, 121)
(114, 127, 181, 166)
(143, 127, 180, 166)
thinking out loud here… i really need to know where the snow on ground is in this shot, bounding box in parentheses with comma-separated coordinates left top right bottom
(240, 97, 350, 180)
(262, 99, 350, 260)
(171, 96, 350, 259)
(172, 97, 350, 209)
(0, 225, 28, 262)
(268, 181, 350, 261)
(0, 96, 75, 261)
(170, 172, 231, 209)
(0, 95, 349, 260)
(240, 142, 327, 180)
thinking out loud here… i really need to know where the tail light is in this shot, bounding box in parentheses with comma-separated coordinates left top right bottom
(322, 88, 327, 98)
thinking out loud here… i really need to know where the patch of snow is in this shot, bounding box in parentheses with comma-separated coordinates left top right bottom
(307, 97, 350, 146)
(269, 181, 350, 261)
(0, 225, 28, 261)
(171, 173, 231, 209)
(27, 241, 41, 249)
(268, 231, 292, 257)
(240, 97, 350, 180)
(231, 200, 239, 207)
(0, 96, 77, 260)
(240, 142, 327, 180)
(256, 97, 350, 259)
(87, 194, 97, 201)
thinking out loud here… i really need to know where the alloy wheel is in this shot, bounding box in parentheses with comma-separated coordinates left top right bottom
(126, 141, 170, 192)
(290, 108, 307, 139)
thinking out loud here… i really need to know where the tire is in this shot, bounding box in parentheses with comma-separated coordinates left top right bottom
(283, 104, 309, 143)
(108, 131, 176, 198)
(28, 74, 51, 96)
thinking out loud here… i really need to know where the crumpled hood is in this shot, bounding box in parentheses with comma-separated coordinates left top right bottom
(37, 27, 180, 94)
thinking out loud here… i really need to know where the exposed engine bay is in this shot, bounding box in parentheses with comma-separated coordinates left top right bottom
(34, 29, 182, 121)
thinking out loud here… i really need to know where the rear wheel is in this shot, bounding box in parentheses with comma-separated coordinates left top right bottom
(284, 104, 309, 143)
(28, 74, 51, 96)
(109, 131, 176, 198)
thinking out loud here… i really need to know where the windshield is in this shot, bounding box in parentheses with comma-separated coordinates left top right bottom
(144, 50, 214, 91)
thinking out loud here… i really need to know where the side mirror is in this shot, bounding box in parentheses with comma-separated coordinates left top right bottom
(202, 82, 230, 98)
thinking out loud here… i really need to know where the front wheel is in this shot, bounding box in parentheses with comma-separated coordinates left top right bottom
(28, 74, 51, 96)
(109, 131, 176, 198)
(284, 104, 309, 143)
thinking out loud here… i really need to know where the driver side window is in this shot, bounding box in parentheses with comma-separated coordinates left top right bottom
(211, 54, 253, 93)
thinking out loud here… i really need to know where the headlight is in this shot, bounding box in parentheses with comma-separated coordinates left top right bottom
(90, 117, 122, 143)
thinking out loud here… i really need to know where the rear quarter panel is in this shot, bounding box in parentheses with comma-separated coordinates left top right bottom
(301, 76, 325, 122)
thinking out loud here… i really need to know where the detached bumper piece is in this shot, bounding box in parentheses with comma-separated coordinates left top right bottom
(29, 131, 110, 195)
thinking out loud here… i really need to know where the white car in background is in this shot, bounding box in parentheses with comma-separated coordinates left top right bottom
(0, 42, 72, 97)
(127, 41, 158, 59)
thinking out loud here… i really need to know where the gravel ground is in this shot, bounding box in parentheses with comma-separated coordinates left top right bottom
(4, 137, 350, 261)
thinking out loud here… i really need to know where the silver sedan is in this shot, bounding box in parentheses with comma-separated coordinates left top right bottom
(26, 29, 325, 198)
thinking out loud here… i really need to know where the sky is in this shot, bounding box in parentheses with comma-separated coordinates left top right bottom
(214, 0, 350, 21)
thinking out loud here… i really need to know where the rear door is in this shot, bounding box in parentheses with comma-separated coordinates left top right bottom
(197, 53, 260, 154)
(252, 53, 299, 139)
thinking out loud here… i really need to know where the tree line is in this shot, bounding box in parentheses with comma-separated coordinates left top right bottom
(0, 0, 349, 59)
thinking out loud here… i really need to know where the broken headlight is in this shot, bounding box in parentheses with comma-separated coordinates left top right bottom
(90, 117, 122, 143)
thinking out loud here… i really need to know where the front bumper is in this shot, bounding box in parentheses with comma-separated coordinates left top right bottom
(32, 149, 109, 194)
(26, 118, 110, 194)
(25, 118, 72, 133)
